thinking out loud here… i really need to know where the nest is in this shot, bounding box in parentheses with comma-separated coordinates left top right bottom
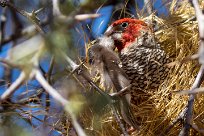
(81, 1, 204, 135)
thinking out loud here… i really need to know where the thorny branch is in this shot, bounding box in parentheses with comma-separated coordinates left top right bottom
(0, 0, 45, 33)
(0, 1, 124, 135)
(0, 50, 130, 135)
(163, 107, 187, 135)
(166, 0, 204, 135)
(62, 52, 131, 135)
(1, 0, 204, 135)
(179, 65, 204, 136)
(179, 0, 204, 135)
(190, 123, 204, 134)
(52, 0, 99, 23)
(0, 1, 90, 135)
(0, 71, 26, 101)
(144, 0, 153, 15)
(0, 7, 7, 50)
(1, 19, 49, 46)
(190, 0, 204, 64)
(0, 0, 99, 47)
(0, 56, 87, 136)
(18, 108, 66, 135)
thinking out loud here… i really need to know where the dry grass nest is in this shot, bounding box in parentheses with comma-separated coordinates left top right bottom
(81, 1, 204, 135)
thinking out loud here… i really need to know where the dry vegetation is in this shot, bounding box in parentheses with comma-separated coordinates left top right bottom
(0, 0, 204, 136)
(83, 1, 204, 135)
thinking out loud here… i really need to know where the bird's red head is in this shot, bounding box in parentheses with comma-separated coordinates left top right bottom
(104, 18, 149, 51)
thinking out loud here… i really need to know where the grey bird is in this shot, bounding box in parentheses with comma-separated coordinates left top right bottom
(88, 36, 139, 130)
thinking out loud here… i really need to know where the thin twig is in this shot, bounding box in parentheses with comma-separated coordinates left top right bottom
(1, 19, 49, 46)
(46, 56, 55, 84)
(0, 58, 21, 69)
(43, 56, 55, 122)
(176, 0, 204, 135)
(52, 0, 99, 23)
(0, 7, 7, 50)
(112, 105, 129, 136)
(190, 123, 204, 134)
(179, 65, 204, 136)
(144, 0, 153, 15)
(75, 14, 100, 21)
(167, 0, 204, 135)
(61, 51, 79, 71)
(177, 87, 204, 94)
(190, 0, 204, 64)
(0, 72, 26, 101)
(18, 108, 65, 134)
(110, 85, 132, 97)
(163, 107, 187, 135)
(35, 69, 68, 105)
(35, 69, 87, 136)
(63, 53, 129, 135)
(0, 0, 45, 34)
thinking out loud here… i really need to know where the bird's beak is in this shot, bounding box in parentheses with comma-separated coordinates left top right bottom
(104, 26, 113, 36)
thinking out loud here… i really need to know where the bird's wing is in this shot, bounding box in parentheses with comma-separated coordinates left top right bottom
(88, 37, 139, 129)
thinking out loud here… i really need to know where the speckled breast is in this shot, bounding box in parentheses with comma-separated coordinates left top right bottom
(119, 45, 170, 93)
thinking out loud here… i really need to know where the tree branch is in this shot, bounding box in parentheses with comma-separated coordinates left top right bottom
(35, 69, 68, 105)
(35, 68, 87, 136)
(62, 52, 130, 135)
(167, 1, 204, 135)
(0, 72, 26, 101)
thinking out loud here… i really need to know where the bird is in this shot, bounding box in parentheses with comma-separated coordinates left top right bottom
(87, 18, 170, 130)
(104, 18, 170, 105)
(88, 36, 140, 130)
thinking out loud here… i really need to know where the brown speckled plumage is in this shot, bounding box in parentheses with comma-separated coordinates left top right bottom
(88, 18, 170, 128)
(104, 18, 170, 105)
(119, 41, 170, 105)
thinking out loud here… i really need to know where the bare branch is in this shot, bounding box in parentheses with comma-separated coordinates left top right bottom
(52, 0, 62, 16)
(52, 0, 99, 24)
(35, 69, 87, 136)
(52, 0, 76, 24)
(61, 51, 80, 71)
(46, 56, 55, 84)
(0, 58, 21, 69)
(169, 1, 204, 135)
(0, 72, 26, 101)
(110, 85, 132, 97)
(176, 87, 204, 94)
(35, 69, 68, 105)
(179, 65, 204, 136)
(0, 7, 7, 50)
(190, 0, 204, 64)
(112, 105, 129, 136)
(163, 115, 183, 135)
(144, 0, 153, 15)
(1, 19, 48, 46)
(71, 116, 87, 136)
(62, 52, 131, 134)
(0, 0, 45, 34)
(191, 123, 204, 134)
(75, 14, 100, 21)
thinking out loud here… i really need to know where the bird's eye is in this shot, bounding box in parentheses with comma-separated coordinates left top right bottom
(121, 22, 128, 28)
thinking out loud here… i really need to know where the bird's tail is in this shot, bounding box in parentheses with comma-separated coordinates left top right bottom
(120, 96, 140, 130)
